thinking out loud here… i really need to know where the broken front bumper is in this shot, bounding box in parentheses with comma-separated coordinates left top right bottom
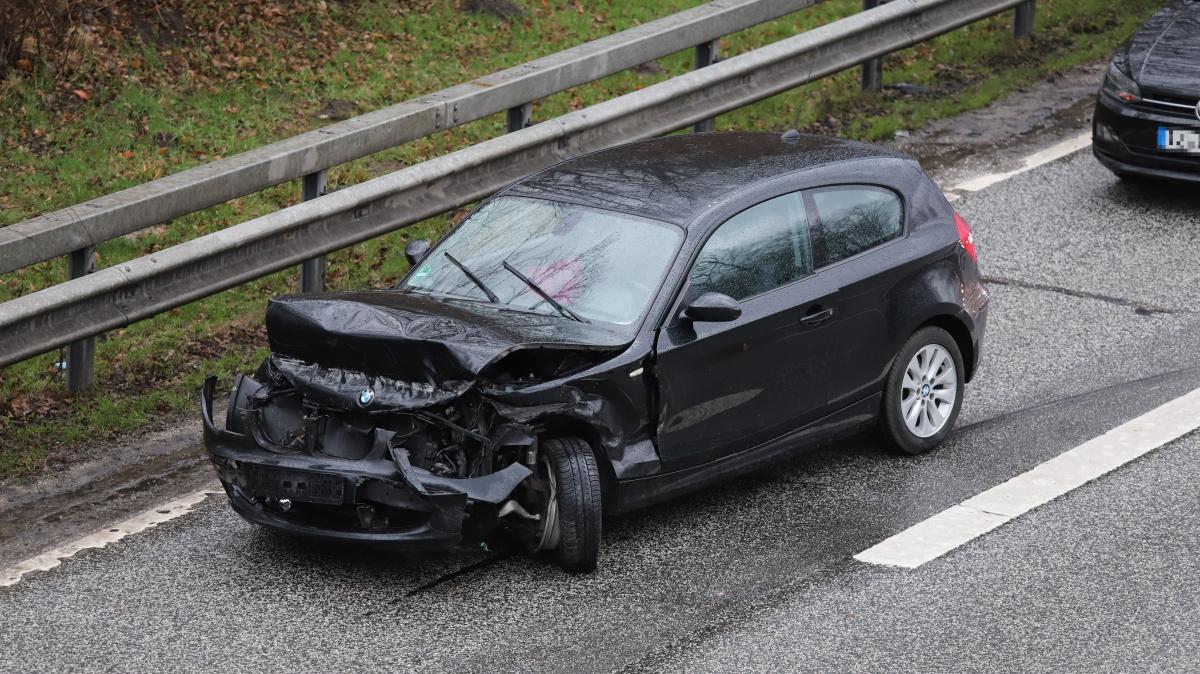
(200, 377, 531, 549)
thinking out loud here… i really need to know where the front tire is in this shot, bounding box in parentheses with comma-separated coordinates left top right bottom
(880, 326, 965, 455)
(540, 437, 602, 572)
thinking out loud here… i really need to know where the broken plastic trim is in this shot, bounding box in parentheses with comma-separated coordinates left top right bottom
(202, 376, 532, 520)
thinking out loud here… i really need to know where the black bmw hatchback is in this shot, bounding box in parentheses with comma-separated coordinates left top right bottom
(202, 132, 989, 571)
(1093, 0, 1200, 181)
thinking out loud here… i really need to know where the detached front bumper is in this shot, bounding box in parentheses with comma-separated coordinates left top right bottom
(200, 377, 530, 549)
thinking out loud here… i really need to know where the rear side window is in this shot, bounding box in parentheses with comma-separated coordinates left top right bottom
(810, 186, 903, 268)
(689, 192, 812, 301)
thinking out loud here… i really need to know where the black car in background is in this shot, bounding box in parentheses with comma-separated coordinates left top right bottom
(201, 132, 989, 571)
(1093, 0, 1200, 181)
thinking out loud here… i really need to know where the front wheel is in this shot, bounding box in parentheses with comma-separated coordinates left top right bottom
(538, 437, 602, 572)
(880, 326, 965, 455)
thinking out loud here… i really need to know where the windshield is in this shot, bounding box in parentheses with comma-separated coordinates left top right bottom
(402, 196, 683, 326)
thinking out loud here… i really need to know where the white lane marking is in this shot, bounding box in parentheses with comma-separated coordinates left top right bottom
(944, 131, 1093, 198)
(1, 486, 219, 588)
(855, 386, 1200, 569)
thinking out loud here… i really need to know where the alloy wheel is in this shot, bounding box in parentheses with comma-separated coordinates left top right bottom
(900, 344, 957, 438)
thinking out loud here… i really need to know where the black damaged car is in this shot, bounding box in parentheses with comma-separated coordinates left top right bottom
(1093, 0, 1200, 181)
(202, 132, 989, 571)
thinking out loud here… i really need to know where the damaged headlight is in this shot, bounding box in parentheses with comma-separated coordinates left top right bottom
(224, 374, 267, 435)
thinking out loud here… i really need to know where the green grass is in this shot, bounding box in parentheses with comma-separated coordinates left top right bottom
(0, 0, 1161, 478)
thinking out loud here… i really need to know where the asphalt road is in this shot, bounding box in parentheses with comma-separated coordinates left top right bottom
(2, 147, 1199, 673)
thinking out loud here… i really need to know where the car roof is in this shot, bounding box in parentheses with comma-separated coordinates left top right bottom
(502, 132, 912, 226)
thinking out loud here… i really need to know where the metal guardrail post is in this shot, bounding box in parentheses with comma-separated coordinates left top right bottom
(693, 39, 720, 132)
(66, 246, 96, 391)
(1013, 1, 1035, 38)
(507, 103, 532, 133)
(861, 0, 885, 92)
(299, 170, 327, 293)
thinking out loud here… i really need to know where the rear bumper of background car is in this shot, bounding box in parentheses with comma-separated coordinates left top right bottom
(200, 377, 530, 550)
(1092, 94, 1200, 183)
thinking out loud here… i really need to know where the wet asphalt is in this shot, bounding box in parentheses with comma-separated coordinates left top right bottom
(2, 151, 1199, 672)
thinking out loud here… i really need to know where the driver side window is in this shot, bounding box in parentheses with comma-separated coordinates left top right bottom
(689, 192, 812, 301)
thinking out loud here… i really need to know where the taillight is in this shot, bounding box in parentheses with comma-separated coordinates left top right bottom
(954, 212, 977, 263)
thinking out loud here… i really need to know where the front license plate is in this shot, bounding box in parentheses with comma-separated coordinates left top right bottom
(1157, 128, 1200, 153)
(245, 466, 345, 505)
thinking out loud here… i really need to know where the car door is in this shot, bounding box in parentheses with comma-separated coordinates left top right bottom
(803, 184, 908, 411)
(653, 191, 841, 472)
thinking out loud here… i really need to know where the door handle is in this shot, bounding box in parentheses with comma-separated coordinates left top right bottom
(800, 306, 834, 326)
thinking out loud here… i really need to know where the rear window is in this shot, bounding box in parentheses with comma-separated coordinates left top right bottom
(810, 186, 903, 268)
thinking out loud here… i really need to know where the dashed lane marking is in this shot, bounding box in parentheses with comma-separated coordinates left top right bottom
(854, 386, 1200, 569)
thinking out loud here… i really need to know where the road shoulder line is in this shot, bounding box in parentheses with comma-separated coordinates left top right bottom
(0, 486, 218, 588)
(943, 131, 1092, 200)
(854, 386, 1200, 569)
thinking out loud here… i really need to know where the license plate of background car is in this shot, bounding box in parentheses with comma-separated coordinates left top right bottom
(245, 466, 346, 505)
(1157, 128, 1200, 153)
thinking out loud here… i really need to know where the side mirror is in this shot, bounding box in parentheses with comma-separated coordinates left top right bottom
(683, 292, 741, 323)
(404, 239, 431, 267)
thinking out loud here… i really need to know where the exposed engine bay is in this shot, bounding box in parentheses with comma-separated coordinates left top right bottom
(243, 354, 534, 479)
(201, 290, 640, 552)
(206, 359, 557, 549)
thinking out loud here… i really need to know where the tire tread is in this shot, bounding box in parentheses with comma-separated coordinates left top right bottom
(544, 437, 602, 572)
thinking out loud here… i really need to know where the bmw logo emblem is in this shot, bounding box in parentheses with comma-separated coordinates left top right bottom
(358, 388, 375, 407)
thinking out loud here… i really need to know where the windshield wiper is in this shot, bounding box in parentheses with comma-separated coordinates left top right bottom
(502, 260, 585, 323)
(443, 252, 499, 303)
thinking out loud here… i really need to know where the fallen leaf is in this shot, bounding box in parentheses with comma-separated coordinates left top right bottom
(72, 89, 92, 101)
(8, 396, 30, 417)
(118, 150, 134, 159)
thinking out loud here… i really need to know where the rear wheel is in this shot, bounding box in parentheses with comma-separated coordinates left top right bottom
(880, 326, 965, 455)
(537, 437, 602, 572)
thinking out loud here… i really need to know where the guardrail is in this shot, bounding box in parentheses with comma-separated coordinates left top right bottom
(0, 0, 1035, 390)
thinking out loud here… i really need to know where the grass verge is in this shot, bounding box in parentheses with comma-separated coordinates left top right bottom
(0, 0, 1162, 478)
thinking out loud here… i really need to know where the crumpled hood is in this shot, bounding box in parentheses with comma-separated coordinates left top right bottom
(1127, 2, 1200, 95)
(265, 290, 629, 386)
(266, 353, 472, 412)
